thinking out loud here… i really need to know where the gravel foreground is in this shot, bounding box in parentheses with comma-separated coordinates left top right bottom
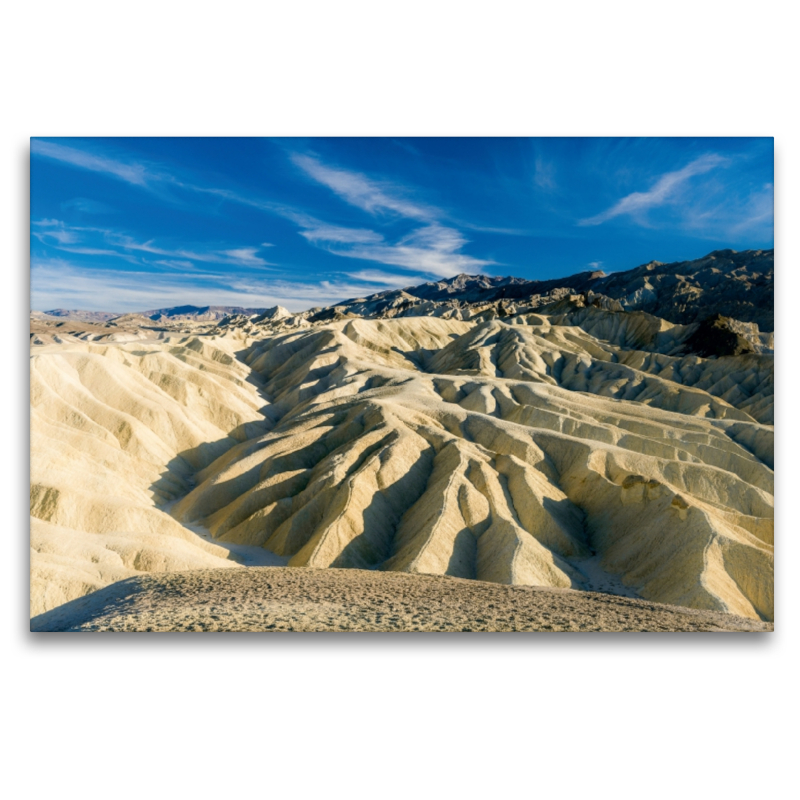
(30, 568, 772, 632)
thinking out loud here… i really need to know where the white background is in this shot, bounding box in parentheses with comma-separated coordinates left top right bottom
(3, 2, 796, 798)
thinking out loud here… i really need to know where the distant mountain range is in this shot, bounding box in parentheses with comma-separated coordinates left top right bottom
(36, 305, 269, 323)
(34, 248, 774, 332)
(332, 248, 774, 332)
(142, 305, 270, 322)
(34, 309, 119, 323)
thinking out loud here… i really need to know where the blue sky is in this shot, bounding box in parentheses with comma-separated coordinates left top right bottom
(30, 137, 774, 312)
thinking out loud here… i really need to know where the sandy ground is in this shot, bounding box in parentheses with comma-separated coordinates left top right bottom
(30, 567, 772, 632)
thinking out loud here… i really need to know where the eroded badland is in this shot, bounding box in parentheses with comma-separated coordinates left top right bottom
(30, 250, 775, 631)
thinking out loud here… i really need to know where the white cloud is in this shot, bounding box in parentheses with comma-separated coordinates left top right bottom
(295, 218, 385, 245)
(113, 237, 274, 268)
(33, 227, 80, 245)
(219, 248, 271, 267)
(344, 270, 427, 288)
(31, 140, 152, 187)
(61, 198, 114, 214)
(291, 153, 437, 220)
(32, 219, 275, 269)
(31, 144, 498, 289)
(329, 224, 493, 277)
(153, 259, 197, 270)
(55, 246, 140, 261)
(189, 158, 498, 276)
(533, 156, 556, 190)
(729, 184, 774, 234)
(680, 181, 774, 241)
(579, 154, 728, 226)
(279, 160, 493, 278)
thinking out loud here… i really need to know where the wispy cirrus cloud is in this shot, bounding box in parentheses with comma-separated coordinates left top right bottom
(34, 226, 80, 245)
(107, 236, 275, 269)
(339, 224, 492, 276)
(678, 180, 774, 241)
(153, 259, 197, 270)
(343, 269, 428, 287)
(286, 213, 385, 245)
(31, 140, 155, 187)
(61, 197, 115, 215)
(728, 183, 774, 234)
(32, 140, 495, 280)
(579, 153, 728, 226)
(54, 246, 140, 262)
(218, 248, 272, 267)
(32, 139, 498, 287)
(533, 156, 556, 191)
(288, 154, 492, 277)
(291, 153, 437, 220)
(293, 217, 492, 277)
(31, 219, 275, 270)
(32, 140, 246, 205)
(31, 221, 136, 261)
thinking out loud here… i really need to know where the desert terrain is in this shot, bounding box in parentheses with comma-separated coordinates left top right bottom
(30, 568, 771, 632)
(30, 249, 774, 631)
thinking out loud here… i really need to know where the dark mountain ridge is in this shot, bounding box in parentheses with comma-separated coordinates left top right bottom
(354, 248, 773, 331)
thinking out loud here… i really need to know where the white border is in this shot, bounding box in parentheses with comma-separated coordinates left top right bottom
(4, 3, 796, 796)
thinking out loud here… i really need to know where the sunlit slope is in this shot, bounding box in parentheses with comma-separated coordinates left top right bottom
(29, 335, 266, 614)
(171, 315, 772, 620)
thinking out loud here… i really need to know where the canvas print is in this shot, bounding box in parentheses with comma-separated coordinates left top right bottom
(29, 137, 774, 632)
